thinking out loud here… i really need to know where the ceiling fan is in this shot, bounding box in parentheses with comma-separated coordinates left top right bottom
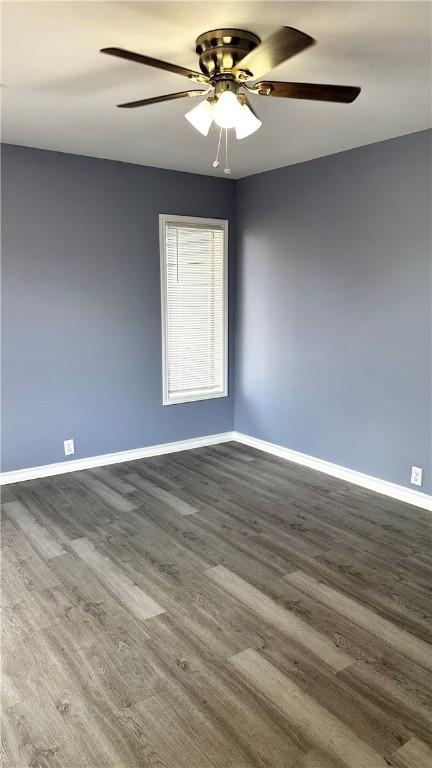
(101, 27, 360, 172)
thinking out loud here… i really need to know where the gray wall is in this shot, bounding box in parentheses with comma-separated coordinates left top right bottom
(3, 133, 431, 493)
(1, 144, 235, 471)
(235, 130, 431, 493)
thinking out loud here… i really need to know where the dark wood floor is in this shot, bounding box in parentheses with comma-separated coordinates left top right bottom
(2, 442, 432, 768)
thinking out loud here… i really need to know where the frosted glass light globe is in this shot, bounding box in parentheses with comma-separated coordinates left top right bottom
(235, 103, 262, 139)
(213, 91, 242, 129)
(185, 99, 214, 136)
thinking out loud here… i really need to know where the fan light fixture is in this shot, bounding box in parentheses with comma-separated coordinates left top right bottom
(185, 88, 263, 153)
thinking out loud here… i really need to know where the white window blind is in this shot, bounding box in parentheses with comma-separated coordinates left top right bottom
(160, 215, 228, 405)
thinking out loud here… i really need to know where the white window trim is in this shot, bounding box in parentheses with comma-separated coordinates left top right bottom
(159, 213, 229, 406)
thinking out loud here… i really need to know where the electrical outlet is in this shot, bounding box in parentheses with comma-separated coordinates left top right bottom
(64, 439, 75, 456)
(410, 466, 423, 486)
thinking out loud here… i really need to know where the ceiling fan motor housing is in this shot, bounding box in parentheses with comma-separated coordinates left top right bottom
(195, 29, 260, 79)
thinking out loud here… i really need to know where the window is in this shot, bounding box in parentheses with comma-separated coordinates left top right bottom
(160, 214, 228, 405)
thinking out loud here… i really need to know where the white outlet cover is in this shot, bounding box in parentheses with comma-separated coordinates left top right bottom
(64, 439, 75, 456)
(410, 466, 423, 486)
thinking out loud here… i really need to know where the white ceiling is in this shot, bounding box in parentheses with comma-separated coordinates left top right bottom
(2, 1, 431, 178)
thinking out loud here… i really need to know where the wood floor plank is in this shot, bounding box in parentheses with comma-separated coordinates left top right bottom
(126, 472, 198, 515)
(11, 483, 95, 544)
(230, 648, 388, 767)
(75, 472, 137, 513)
(2, 687, 92, 768)
(43, 619, 156, 710)
(90, 467, 137, 495)
(389, 736, 432, 768)
(116, 694, 215, 768)
(3, 501, 65, 559)
(298, 752, 341, 768)
(48, 552, 154, 645)
(207, 564, 353, 672)
(340, 662, 432, 747)
(140, 631, 305, 768)
(69, 538, 165, 621)
(212, 442, 256, 463)
(2, 518, 50, 565)
(2, 620, 162, 768)
(257, 644, 412, 759)
(286, 570, 432, 671)
(1, 672, 22, 710)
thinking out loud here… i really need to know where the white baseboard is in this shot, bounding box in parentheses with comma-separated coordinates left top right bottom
(0, 432, 235, 485)
(2, 429, 430, 512)
(232, 432, 432, 511)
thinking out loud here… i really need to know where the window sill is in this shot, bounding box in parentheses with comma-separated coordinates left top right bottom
(163, 389, 228, 406)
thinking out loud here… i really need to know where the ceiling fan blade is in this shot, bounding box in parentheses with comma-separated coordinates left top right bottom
(232, 27, 315, 80)
(117, 90, 209, 108)
(253, 81, 361, 103)
(101, 47, 208, 82)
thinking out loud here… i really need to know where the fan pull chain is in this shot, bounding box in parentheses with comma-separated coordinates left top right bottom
(212, 127, 223, 168)
(211, 127, 231, 176)
(224, 128, 231, 175)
